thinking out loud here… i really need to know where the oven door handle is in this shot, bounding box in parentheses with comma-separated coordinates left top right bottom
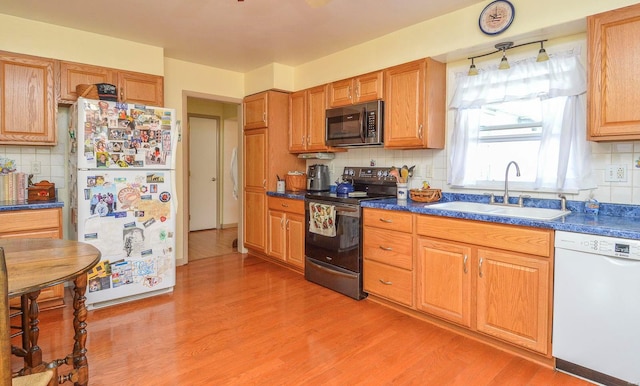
(308, 260, 355, 279)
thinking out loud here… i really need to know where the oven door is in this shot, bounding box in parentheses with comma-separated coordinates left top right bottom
(305, 200, 361, 272)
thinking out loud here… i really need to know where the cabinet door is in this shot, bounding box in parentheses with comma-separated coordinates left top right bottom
(0, 52, 56, 145)
(327, 78, 353, 107)
(117, 70, 164, 106)
(286, 212, 305, 268)
(588, 4, 640, 140)
(416, 238, 472, 327)
(289, 90, 307, 152)
(244, 92, 268, 129)
(384, 60, 425, 148)
(476, 248, 550, 354)
(354, 71, 383, 103)
(306, 85, 330, 151)
(244, 189, 266, 252)
(59, 61, 116, 103)
(267, 210, 286, 261)
(244, 129, 267, 189)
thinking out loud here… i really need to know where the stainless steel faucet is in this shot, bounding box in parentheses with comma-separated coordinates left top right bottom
(503, 161, 520, 205)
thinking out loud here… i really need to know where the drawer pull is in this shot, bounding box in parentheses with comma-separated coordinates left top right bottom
(479, 258, 484, 278)
(281, 203, 289, 207)
(463, 254, 468, 274)
(379, 279, 393, 285)
(379, 218, 393, 223)
(379, 246, 393, 251)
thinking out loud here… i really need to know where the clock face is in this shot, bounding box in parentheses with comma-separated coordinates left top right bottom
(479, 0, 515, 35)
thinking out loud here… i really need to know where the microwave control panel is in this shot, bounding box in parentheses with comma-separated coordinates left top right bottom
(366, 110, 377, 138)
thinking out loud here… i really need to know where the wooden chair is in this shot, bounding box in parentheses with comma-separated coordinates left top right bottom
(1, 247, 54, 386)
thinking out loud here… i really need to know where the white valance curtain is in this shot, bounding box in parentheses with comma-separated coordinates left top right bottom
(448, 51, 594, 191)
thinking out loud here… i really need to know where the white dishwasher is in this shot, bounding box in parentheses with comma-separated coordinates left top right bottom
(554, 231, 640, 385)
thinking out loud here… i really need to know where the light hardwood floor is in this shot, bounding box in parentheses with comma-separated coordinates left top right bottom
(15, 253, 592, 385)
(188, 227, 238, 260)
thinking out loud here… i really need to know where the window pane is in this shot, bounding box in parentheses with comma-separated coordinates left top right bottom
(479, 99, 542, 127)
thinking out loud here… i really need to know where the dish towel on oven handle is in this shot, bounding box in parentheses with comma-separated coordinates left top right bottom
(308, 202, 336, 237)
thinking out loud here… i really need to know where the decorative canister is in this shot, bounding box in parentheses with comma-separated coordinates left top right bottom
(396, 182, 408, 200)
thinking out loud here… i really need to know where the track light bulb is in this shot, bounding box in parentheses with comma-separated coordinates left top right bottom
(498, 51, 510, 70)
(468, 59, 479, 76)
(537, 41, 549, 62)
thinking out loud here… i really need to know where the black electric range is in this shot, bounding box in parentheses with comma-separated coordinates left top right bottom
(303, 166, 397, 300)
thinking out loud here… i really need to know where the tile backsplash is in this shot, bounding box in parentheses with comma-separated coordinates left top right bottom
(306, 140, 640, 205)
(0, 107, 68, 190)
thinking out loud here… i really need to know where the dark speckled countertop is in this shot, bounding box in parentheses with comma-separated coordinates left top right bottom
(0, 200, 64, 211)
(269, 190, 640, 240)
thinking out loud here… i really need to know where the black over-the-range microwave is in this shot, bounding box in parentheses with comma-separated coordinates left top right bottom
(325, 100, 383, 147)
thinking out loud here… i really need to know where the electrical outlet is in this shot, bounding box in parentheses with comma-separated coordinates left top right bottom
(31, 161, 41, 175)
(605, 164, 627, 182)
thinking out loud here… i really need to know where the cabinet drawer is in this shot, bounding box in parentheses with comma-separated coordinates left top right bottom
(416, 215, 552, 258)
(364, 208, 412, 233)
(363, 227, 413, 269)
(268, 197, 304, 214)
(364, 259, 413, 307)
(0, 209, 61, 233)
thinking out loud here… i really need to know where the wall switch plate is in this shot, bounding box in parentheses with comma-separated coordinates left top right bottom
(424, 164, 433, 178)
(605, 164, 627, 182)
(31, 161, 41, 174)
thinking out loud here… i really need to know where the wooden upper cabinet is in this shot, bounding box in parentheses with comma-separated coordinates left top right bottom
(289, 90, 307, 152)
(58, 61, 164, 106)
(288, 85, 342, 153)
(244, 92, 269, 129)
(0, 51, 56, 145)
(384, 58, 445, 149)
(328, 71, 383, 107)
(118, 70, 164, 106)
(588, 3, 640, 141)
(58, 61, 116, 103)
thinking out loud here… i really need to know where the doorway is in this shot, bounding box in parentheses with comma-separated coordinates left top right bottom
(188, 115, 219, 231)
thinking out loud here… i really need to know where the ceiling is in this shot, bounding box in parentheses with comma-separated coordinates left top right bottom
(0, 0, 483, 73)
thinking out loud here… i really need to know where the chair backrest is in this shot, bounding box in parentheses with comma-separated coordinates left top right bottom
(1, 246, 12, 385)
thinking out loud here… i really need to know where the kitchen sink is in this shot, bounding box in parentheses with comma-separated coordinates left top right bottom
(425, 201, 569, 220)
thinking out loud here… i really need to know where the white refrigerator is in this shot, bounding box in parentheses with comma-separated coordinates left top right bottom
(69, 97, 177, 310)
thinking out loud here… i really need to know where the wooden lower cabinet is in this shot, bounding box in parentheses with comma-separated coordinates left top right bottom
(476, 248, 550, 354)
(267, 197, 305, 269)
(244, 189, 266, 252)
(1, 207, 65, 309)
(363, 209, 554, 358)
(363, 208, 414, 307)
(416, 238, 472, 328)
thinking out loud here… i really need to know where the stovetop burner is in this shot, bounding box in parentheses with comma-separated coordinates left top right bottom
(305, 166, 397, 204)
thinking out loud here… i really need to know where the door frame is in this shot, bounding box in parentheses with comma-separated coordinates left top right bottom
(187, 113, 221, 230)
(180, 91, 244, 266)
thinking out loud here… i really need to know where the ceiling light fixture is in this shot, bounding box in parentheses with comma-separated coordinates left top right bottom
(466, 39, 549, 76)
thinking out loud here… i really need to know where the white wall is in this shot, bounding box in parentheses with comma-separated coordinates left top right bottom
(222, 118, 239, 227)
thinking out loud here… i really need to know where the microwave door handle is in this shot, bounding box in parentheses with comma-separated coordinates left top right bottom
(360, 107, 366, 143)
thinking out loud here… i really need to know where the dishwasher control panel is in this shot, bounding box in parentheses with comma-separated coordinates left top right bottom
(555, 231, 640, 260)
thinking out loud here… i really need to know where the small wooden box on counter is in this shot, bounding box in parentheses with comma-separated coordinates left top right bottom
(27, 180, 56, 202)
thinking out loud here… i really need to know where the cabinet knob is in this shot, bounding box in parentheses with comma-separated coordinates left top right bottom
(418, 124, 423, 139)
(281, 203, 288, 207)
(463, 254, 468, 274)
(478, 257, 484, 278)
